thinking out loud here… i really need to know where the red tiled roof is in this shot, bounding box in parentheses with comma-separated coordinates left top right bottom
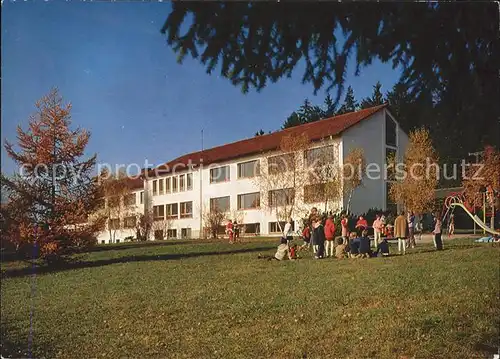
(125, 177, 144, 190)
(152, 104, 387, 176)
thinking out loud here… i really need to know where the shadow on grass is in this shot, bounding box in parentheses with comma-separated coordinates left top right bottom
(2, 246, 274, 279)
(87, 240, 192, 252)
(1, 323, 56, 359)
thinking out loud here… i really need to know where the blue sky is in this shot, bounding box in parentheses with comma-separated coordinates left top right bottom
(2, 1, 401, 175)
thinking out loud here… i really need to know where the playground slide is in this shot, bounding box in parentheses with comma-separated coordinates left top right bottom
(449, 203, 500, 236)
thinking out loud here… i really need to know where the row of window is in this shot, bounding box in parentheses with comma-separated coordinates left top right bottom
(208, 146, 337, 184)
(208, 185, 331, 213)
(155, 228, 191, 240)
(108, 216, 136, 230)
(103, 193, 138, 209)
(146, 146, 337, 194)
(153, 173, 193, 196)
(153, 201, 193, 220)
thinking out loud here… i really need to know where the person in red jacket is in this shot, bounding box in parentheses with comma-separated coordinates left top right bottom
(226, 220, 234, 244)
(341, 214, 349, 244)
(301, 224, 311, 249)
(324, 214, 336, 257)
(355, 215, 368, 236)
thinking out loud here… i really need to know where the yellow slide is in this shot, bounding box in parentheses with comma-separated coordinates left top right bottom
(450, 203, 500, 236)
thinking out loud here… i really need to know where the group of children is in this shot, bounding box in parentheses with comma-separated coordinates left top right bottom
(225, 219, 241, 244)
(260, 208, 392, 261)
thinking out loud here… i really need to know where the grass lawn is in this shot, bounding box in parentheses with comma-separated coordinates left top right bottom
(1, 237, 499, 358)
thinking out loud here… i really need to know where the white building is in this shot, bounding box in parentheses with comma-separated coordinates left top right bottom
(97, 104, 408, 243)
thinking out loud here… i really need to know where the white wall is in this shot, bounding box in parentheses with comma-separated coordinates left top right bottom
(96, 189, 145, 244)
(94, 110, 409, 243)
(341, 110, 385, 215)
(341, 108, 409, 215)
(144, 138, 343, 238)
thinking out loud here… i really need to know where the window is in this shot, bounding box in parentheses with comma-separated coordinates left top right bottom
(210, 196, 230, 212)
(243, 223, 260, 235)
(304, 145, 335, 167)
(303, 184, 326, 204)
(159, 179, 164, 195)
(124, 216, 136, 228)
(153, 205, 165, 221)
(179, 175, 185, 191)
(167, 229, 177, 239)
(116, 239, 120, 243)
(210, 166, 230, 183)
(172, 177, 178, 192)
(268, 188, 295, 206)
(386, 113, 397, 147)
(108, 218, 120, 230)
(101, 240, 105, 244)
(124, 193, 136, 206)
(267, 154, 294, 174)
(152, 180, 158, 196)
(269, 221, 294, 233)
(154, 230, 164, 240)
(180, 201, 193, 218)
(187, 173, 193, 190)
(181, 228, 192, 239)
(237, 192, 260, 210)
(166, 177, 171, 193)
(166, 203, 179, 219)
(386, 148, 397, 180)
(238, 160, 260, 178)
(139, 191, 144, 204)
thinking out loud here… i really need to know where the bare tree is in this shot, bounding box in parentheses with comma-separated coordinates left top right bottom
(97, 169, 136, 243)
(254, 133, 311, 232)
(151, 217, 174, 240)
(136, 189, 153, 241)
(342, 148, 367, 215)
(305, 140, 343, 212)
(202, 204, 227, 239)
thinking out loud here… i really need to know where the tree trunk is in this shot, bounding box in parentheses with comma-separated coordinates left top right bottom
(346, 190, 353, 215)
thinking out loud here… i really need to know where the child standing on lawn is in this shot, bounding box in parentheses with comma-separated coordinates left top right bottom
(324, 214, 336, 257)
(226, 220, 234, 244)
(372, 214, 383, 250)
(341, 214, 349, 245)
(448, 214, 455, 238)
(301, 223, 311, 249)
(312, 216, 326, 259)
(433, 216, 443, 250)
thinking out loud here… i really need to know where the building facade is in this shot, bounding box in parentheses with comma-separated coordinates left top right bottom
(97, 105, 408, 243)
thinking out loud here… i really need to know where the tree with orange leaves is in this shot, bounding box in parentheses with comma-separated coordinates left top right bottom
(1, 89, 103, 262)
(462, 145, 500, 228)
(389, 128, 439, 214)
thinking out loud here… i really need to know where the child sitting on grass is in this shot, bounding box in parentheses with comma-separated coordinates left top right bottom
(348, 232, 360, 258)
(301, 223, 311, 250)
(374, 237, 390, 257)
(335, 237, 347, 259)
(358, 230, 372, 258)
(258, 238, 296, 261)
